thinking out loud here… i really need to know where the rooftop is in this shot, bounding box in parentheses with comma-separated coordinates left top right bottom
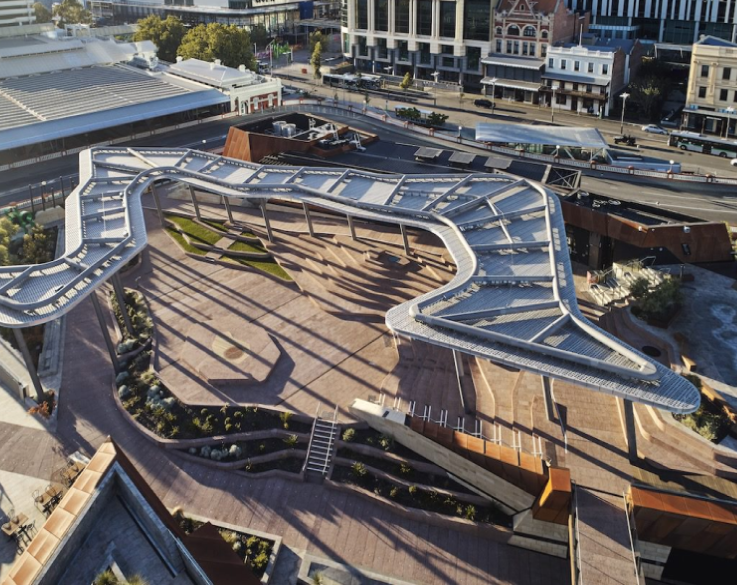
(0, 147, 699, 413)
(168, 57, 267, 88)
(475, 123, 609, 148)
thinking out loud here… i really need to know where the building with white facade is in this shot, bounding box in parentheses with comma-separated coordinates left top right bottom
(0, 0, 35, 27)
(566, 0, 737, 44)
(340, 0, 493, 88)
(682, 35, 737, 136)
(170, 56, 282, 114)
(542, 38, 641, 115)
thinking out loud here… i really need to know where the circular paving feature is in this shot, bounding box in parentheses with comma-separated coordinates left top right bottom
(179, 319, 280, 387)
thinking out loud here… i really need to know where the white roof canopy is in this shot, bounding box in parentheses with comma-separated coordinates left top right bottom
(0, 147, 699, 414)
(476, 123, 609, 149)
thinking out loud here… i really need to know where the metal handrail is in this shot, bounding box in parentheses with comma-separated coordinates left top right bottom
(622, 491, 643, 584)
(573, 481, 584, 585)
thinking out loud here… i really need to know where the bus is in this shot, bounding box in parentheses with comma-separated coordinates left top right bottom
(322, 73, 382, 90)
(668, 131, 737, 157)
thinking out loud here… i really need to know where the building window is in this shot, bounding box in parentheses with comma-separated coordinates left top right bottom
(419, 42, 431, 64)
(496, 26, 502, 36)
(572, 83, 578, 91)
(357, 36, 368, 56)
(439, 1, 456, 38)
(508, 25, 520, 36)
(529, 43, 536, 56)
(574, 60, 580, 72)
(356, 0, 368, 29)
(724, 67, 732, 80)
(496, 39, 502, 52)
(522, 42, 528, 56)
(561, 59, 566, 70)
(397, 40, 409, 60)
(588, 62, 594, 73)
(586, 84, 592, 93)
(602, 63, 609, 75)
(375, 0, 388, 32)
(467, 47, 481, 70)
(698, 86, 707, 98)
(721, 88, 729, 101)
(463, 0, 490, 41)
(523, 25, 536, 37)
(377, 37, 388, 58)
(513, 41, 520, 54)
(417, 0, 433, 36)
(395, 0, 410, 34)
(441, 44, 454, 54)
(541, 30, 548, 39)
(701, 64, 709, 77)
(541, 45, 546, 57)
(442, 56, 454, 68)
(507, 41, 512, 53)
(548, 57, 554, 68)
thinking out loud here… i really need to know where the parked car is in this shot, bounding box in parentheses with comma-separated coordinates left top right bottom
(641, 124, 669, 135)
(730, 157, 737, 166)
(474, 98, 492, 109)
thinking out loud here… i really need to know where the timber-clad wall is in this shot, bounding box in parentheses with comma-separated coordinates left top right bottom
(561, 199, 733, 264)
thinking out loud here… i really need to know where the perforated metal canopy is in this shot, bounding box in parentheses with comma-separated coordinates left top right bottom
(0, 147, 700, 413)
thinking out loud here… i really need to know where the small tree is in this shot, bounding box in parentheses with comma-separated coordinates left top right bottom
(22, 224, 52, 265)
(308, 31, 326, 53)
(32, 2, 51, 23)
(53, 0, 92, 27)
(628, 277, 650, 300)
(400, 72, 412, 91)
(310, 41, 323, 80)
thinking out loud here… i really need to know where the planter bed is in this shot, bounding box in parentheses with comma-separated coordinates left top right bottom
(331, 464, 509, 526)
(177, 513, 277, 581)
(334, 449, 475, 495)
(184, 436, 308, 463)
(341, 427, 433, 462)
(245, 455, 305, 474)
(176, 444, 307, 471)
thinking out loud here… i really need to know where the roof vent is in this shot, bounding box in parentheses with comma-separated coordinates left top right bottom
(176, 56, 183, 63)
(210, 61, 215, 70)
(214, 59, 222, 67)
(239, 64, 246, 72)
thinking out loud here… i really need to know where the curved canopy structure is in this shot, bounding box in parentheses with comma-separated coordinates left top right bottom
(0, 147, 699, 413)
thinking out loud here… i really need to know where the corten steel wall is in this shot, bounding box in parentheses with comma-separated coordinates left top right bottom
(629, 485, 737, 559)
(561, 200, 734, 264)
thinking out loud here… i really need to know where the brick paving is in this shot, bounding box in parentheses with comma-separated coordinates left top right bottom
(0, 208, 571, 585)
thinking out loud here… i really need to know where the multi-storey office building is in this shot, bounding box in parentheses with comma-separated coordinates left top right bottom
(682, 35, 737, 136)
(107, 0, 309, 36)
(566, 0, 737, 44)
(0, 0, 35, 27)
(340, 0, 495, 87)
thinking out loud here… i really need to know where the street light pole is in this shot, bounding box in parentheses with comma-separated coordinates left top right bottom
(619, 92, 630, 135)
(432, 71, 440, 107)
(490, 77, 498, 113)
(551, 85, 559, 123)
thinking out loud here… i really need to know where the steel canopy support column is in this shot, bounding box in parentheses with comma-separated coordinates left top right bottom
(400, 224, 410, 255)
(111, 274, 134, 338)
(150, 184, 165, 226)
(12, 328, 44, 402)
(91, 292, 120, 372)
(347, 215, 357, 240)
(541, 376, 555, 422)
(188, 185, 201, 220)
(223, 195, 234, 224)
(261, 202, 274, 243)
(303, 202, 315, 237)
(623, 399, 638, 463)
(452, 349, 467, 412)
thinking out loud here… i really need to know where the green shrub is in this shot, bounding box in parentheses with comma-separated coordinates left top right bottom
(408, 485, 417, 496)
(351, 462, 368, 478)
(378, 435, 394, 451)
(342, 428, 355, 442)
(464, 504, 477, 521)
(280, 411, 293, 429)
(628, 277, 650, 300)
(399, 463, 412, 475)
(283, 434, 299, 448)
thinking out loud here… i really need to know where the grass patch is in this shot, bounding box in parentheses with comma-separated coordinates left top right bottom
(165, 227, 206, 256)
(201, 219, 229, 233)
(223, 256, 292, 281)
(227, 239, 265, 254)
(167, 216, 222, 245)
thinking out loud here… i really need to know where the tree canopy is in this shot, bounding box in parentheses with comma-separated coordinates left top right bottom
(310, 41, 322, 80)
(250, 24, 269, 50)
(133, 15, 186, 63)
(178, 23, 256, 70)
(309, 31, 326, 53)
(32, 2, 51, 24)
(628, 58, 672, 121)
(53, 0, 92, 27)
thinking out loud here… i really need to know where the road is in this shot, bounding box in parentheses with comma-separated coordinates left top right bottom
(3, 60, 737, 223)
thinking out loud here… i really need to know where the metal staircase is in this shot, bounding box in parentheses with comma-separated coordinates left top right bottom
(305, 406, 338, 479)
